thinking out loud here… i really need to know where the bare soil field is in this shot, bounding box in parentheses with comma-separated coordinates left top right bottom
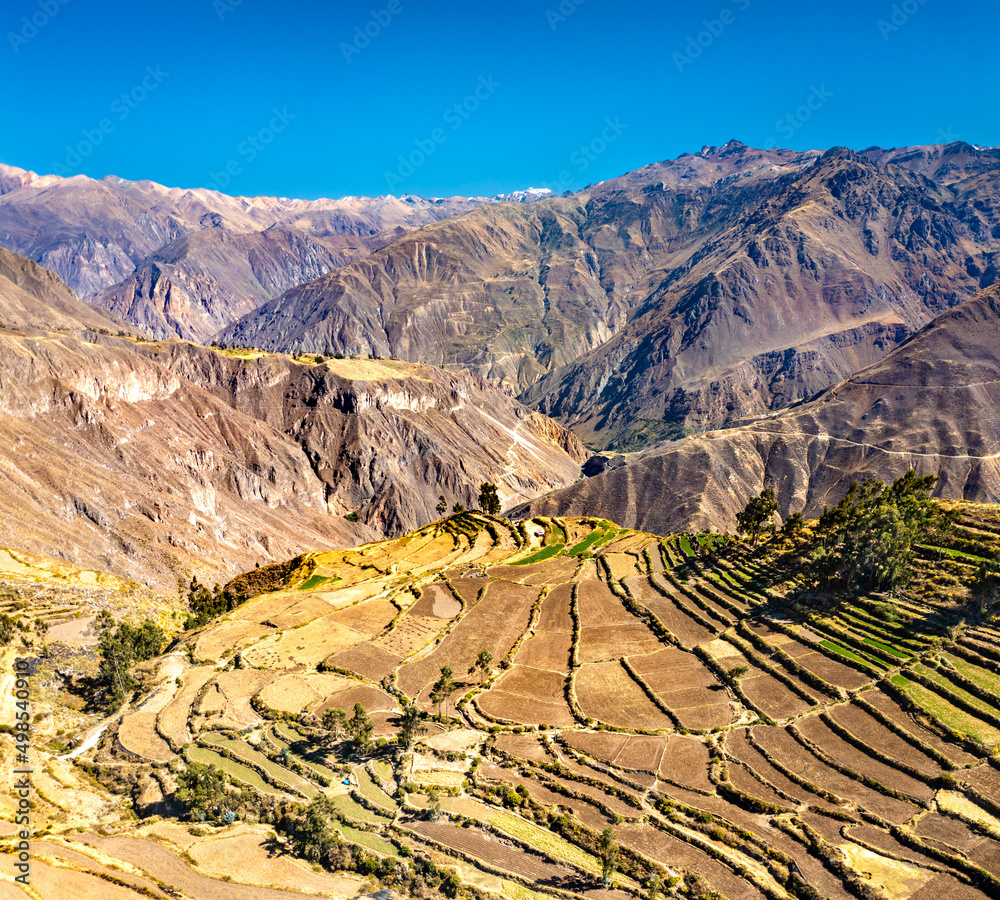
(740, 670, 813, 720)
(515, 628, 572, 673)
(396, 581, 539, 704)
(575, 662, 675, 731)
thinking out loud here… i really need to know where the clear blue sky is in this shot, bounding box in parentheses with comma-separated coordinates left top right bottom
(2, 0, 997, 199)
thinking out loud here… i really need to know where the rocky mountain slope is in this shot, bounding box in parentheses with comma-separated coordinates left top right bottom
(512, 280, 1000, 535)
(220, 141, 1000, 449)
(0, 163, 489, 337)
(0, 251, 583, 585)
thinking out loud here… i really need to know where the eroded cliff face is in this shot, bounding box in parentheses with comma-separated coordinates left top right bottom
(0, 331, 585, 585)
(512, 282, 1000, 534)
(0, 329, 370, 586)
(0, 249, 584, 585)
(140, 343, 586, 535)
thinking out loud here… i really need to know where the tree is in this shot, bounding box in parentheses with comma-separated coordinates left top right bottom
(813, 471, 942, 594)
(736, 487, 778, 548)
(322, 707, 347, 743)
(781, 512, 805, 541)
(95, 615, 165, 710)
(469, 649, 493, 686)
(436, 496, 447, 516)
(176, 762, 230, 823)
(478, 482, 502, 516)
(969, 558, 1000, 621)
(288, 794, 343, 862)
(597, 826, 619, 885)
(348, 702, 374, 754)
(430, 665, 455, 721)
(452, 502, 466, 513)
(398, 700, 427, 749)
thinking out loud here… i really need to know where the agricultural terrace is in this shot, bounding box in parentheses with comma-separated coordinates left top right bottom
(31, 507, 1000, 900)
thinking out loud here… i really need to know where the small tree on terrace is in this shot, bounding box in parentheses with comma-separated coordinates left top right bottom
(597, 826, 619, 885)
(176, 762, 230, 823)
(478, 482, 502, 516)
(470, 649, 494, 686)
(736, 487, 778, 548)
(348, 703, 374, 755)
(322, 707, 347, 743)
(430, 665, 456, 721)
(398, 699, 427, 750)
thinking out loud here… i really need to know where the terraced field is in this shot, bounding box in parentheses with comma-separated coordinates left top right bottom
(15, 508, 1000, 900)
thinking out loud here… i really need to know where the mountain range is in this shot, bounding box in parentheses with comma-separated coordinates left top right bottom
(2, 140, 1000, 569)
(0, 163, 552, 344)
(216, 140, 1000, 449)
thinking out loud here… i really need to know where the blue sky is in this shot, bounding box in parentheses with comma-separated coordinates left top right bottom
(2, 0, 997, 199)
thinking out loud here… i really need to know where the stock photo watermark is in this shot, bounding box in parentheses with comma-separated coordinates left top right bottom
(214, 0, 245, 21)
(8, 0, 71, 53)
(878, 0, 930, 39)
(384, 75, 501, 191)
(673, 0, 750, 73)
(205, 107, 296, 191)
(546, 0, 587, 31)
(12, 658, 32, 886)
(51, 66, 169, 176)
(762, 85, 835, 147)
(546, 117, 628, 194)
(341, 0, 406, 63)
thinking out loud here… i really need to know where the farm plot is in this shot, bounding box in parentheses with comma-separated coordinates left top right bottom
(603, 553, 642, 580)
(494, 733, 555, 763)
(185, 746, 287, 797)
(478, 665, 575, 726)
(828, 703, 944, 778)
(536, 584, 574, 632)
(253, 672, 357, 715)
(795, 716, 935, 801)
(314, 684, 397, 717)
(562, 731, 629, 764)
(577, 581, 664, 663)
(863, 690, 981, 767)
(230, 590, 335, 628)
(752, 726, 919, 823)
(624, 576, 717, 649)
(449, 576, 489, 608)
(396, 580, 539, 706)
(195, 669, 273, 730)
(157, 665, 217, 750)
(186, 826, 368, 896)
(615, 824, 768, 900)
(627, 648, 732, 730)
(117, 712, 174, 762)
(200, 733, 318, 798)
(240, 611, 377, 670)
(769, 630, 873, 690)
(66, 832, 322, 900)
(890, 674, 1000, 749)
(740, 668, 813, 720)
(194, 620, 273, 663)
(360, 606, 445, 661)
(575, 661, 675, 731)
(405, 819, 623, 900)
(325, 643, 402, 682)
(515, 627, 572, 673)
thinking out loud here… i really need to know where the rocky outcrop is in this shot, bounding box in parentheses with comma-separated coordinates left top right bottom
(511, 281, 1000, 534)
